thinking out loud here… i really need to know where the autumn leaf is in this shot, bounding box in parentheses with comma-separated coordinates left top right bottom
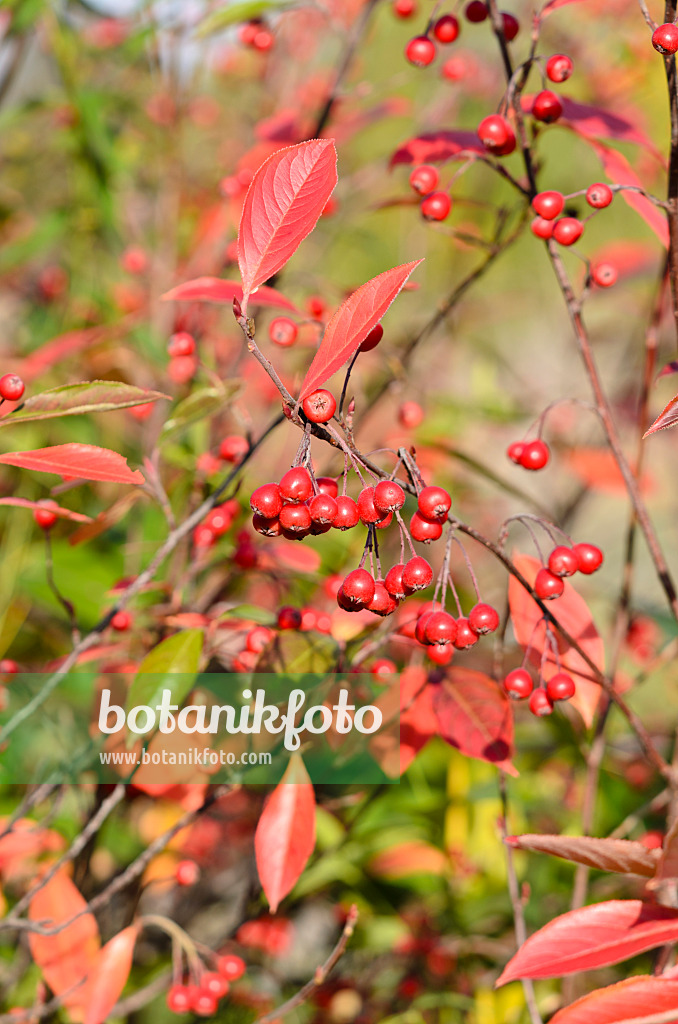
(432, 667, 517, 775)
(83, 924, 139, 1024)
(504, 833, 660, 877)
(0, 381, 168, 429)
(549, 976, 678, 1024)
(0, 498, 92, 522)
(588, 141, 669, 247)
(162, 277, 299, 312)
(644, 393, 678, 436)
(0, 445, 144, 484)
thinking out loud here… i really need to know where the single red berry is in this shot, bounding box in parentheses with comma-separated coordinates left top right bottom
(428, 644, 454, 665)
(504, 668, 533, 699)
(415, 610, 435, 644)
(477, 115, 516, 156)
(369, 582, 398, 616)
(592, 262, 617, 288)
(586, 182, 613, 209)
(519, 439, 550, 470)
(205, 502, 237, 537)
(336, 586, 354, 611)
(316, 476, 338, 497)
(357, 487, 388, 525)
(278, 606, 302, 630)
(252, 514, 281, 537)
(402, 555, 433, 593)
(199, 972, 230, 999)
(307, 295, 326, 319)
(175, 859, 200, 886)
(547, 545, 578, 577)
(398, 400, 424, 428)
(342, 568, 376, 609)
(279, 503, 312, 536)
(247, 626, 274, 653)
(433, 14, 460, 43)
(465, 1, 488, 22)
(421, 191, 452, 221)
(250, 483, 283, 518)
(546, 672, 576, 701)
(376, 511, 393, 531)
(653, 23, 678, 54)
(405, 35, 437, 66)
(308, 493, 338, 524)
(417, 485, 451, 520)
(409, 164, 440, 195)
(333, 495, 360, 530)
(167, 985, 193, 1014)
(546, 53, 573, 82)
(111, 610, 132, 632)
(532, 191, 564, 221)
(573, 542, 603, 574)
(424, 610, 458, 646)
(359, 324, 384, 352)
(168, 355, 196, 384)
(454, 618, 479, 649)
(393, 0, 417, 15)
(553, 217, 584, 246)
(0, 374, 25, 402)
(279, 466, 313, 504)
(193, 992, 218, 1017)
(302, 389, 336, 423)
(269, 317, 298, 347)
(385, 564, 407, 599)
(531, 216, 555, 240)
(535, 567, 565, 601)
(441, 55, 466, 80)
(529, 688, 554, 716)
(507, 441, 526, 463)
(219, 435, 249, 463)
(0, 659, 19, 674)
(372, 658, 397, 677)
(194, 524, 217, 547)
(252, 28, 274, 51)
(167, 332, 195, 357)
(410, 511, 443, 543)
(33, 504, 58, 530)
(234, 540, 258, 567)
(501, 12, 519, 40)
(374, 480, 406, 514)
(532, 89, 563, 123)
(217, 954, 246, 981)
(468, 602, 499, 635)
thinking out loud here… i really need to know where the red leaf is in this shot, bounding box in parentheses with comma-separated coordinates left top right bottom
(238, 139, 338, 307)
(538, 0, 588, 17)
(255, 753, 316, 913)
(549, 976, 678, 1024)
(0, 498, 92, 522)
(83, 924, 139, 1024)
(521, 95, 662, 158)
(18, 327, 110, 383)
(644, 393, 678, 437)
(565, 447, 654, 496)
(505, 833, 660, 877)
(390, 130, 485, 167)
(28, 870, 101, 1021)
(0, 445, 144, 485)
(432, 667, 517, 775)
(589, 142, 669, 247)
(162, 277, 299, 312)
(657, 360, 678, 381)
(369, 666, 436, 777)
(298, 260, 423, 400)
(496, 900, 678, 985)
(508, 553, 604, 727)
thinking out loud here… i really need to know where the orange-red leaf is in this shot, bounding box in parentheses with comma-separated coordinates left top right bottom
(432, 667, 517, 775)
(549, 976, 678, 1024)
(83, 924, 138, 1024)
(390, 130, 485, 167)
(254, 753, 316, 913)
(589, 142, 668, 247)
(162, 277, 298, 312)
(298, 260, 423, 400)
(0, 498, 92, 522)
(0, 445, 144, 484)
(505, 833, 659, 877)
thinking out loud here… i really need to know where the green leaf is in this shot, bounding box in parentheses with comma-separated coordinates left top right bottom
(195, 0, 299, 37)
(0, 382, 169, 429)
(159, 382, 241, 444)
(126, 630, 204, 712)
(220, 604, 276, 625)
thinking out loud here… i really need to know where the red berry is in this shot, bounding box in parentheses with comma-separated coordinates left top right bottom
(421, 191, 452, 221)
(240, 20, 261, 45)
(465, 1, 488, 22)
(553, 217, 583, 246)
(402, 555, 433, 593)
(250, 483, 283, 518)
(0, 659, 19, 674)
(168, 355, 196, 384)
(359, 324, 384, 352)
(219, 435, 249, 463)
(409, 164, 440, 195)
(546, 53, 573, 83)
(532, 191, 564, 221)
(385, 563, 407, 599)
(424, 610, 457, 646)
(206, 501, 237, 536)
(252, 514, 281, 537)
(374, 480, 406, 514)
(428, 644, 454, 665)
(415, 610, 435, 644)
(410, 511, 443, 543)
(398, 400, 424, 428)
(504, 668, 533, 699)
(417, 485, 451, 520)
(393, 0, 417, 15)
(529, 689, 554, 716)
(175, 859, 200, 886)
(433, 14, 460, 43)
(519, 439, 550, 470)
(357, 487, 387, 525)
(573, 542, 603, 574)
(200, 972, 230, 999)
(441, 55, 466, 80)
(592, 263, 617, 288)
(278, 606, 302, 630)
(501, 12, 519, 40)
(194, 524, 217, 548)
(653, 23, 678, 55)
(453, 617, 479, 649)
(234, 540, 258, 567)
(369, 582, 398, 617)
(507, 441, 526, 463)
(193, 992, 218, 1017)
(217, 955, 246, 981)
(167, 985, 193, 1014)
(269, 317, 298, 347)
(111, 610, 132, 632)
(279, 503, 312, 536)
(0, 374, 25, 402)
(33, 504, 58, 530)
(252, 28, 274, 51)
(342, 568, 376, 609)
(586, 182, 613, 209)
(308, 493, 338, 524)
(333, 495, 360, 530)
(547, 546, 578, 577)
(247, 626, 274, 653)
(167, 332, 195, 357)
(531, 216, 555, 240)
(405, 35, 436, 67)
(307, 295, 326, 319)
(534, 567, 565, 601)
(477, 115, 516, 156)
(279, 466, 313, 504)
(468, 602, 499, 635)
(375, 511, 393, 531)
(546, 672, 576, 701)
(372, 658, 397, 677)
(532, 89, 563, 123)
(302, 389, 336, 423)
(317, 476, 338, 498)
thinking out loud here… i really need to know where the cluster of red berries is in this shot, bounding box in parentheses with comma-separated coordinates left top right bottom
(531, 542, 604, 602)
(233, 611, 333, 671)
(167, 332, 197, 385)
(166, 955, 245, 1017)
(403, 3, 519, 69)
(506, 438, 550, 471)
(504, 667, 576, 716)
(530, 183, 614, 252)
(238, 19, 274, 51)
(0, 373, 25, 403)
(409, 165, 451, 222)
(411, 599, 500, 666)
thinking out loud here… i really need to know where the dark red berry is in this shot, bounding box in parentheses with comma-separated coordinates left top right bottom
(468, 602, 499, 635)
(217, 955, 246, 981)
(357, 487, 387, 525)
(308, 493, 338, 524)
(33, 504, 58, 530)
(316, 476, 338, 497)
(501, 12, 519, 40)
(545, 53, 573, 83)
(200, 972, 229, 999)
(586, 182, 613, 208)
(302, 389, 336, 423)
(333, 495, 360, 530)
(368, 582, 398, 616)
(111, 610, 132, 632)
(573, 542, 603, 574)
(279, 466, 313, 503)
(653, 23, 678, 54)
(0, 374, 25, 402)
(269, 317, 298, 347)
(532, 89, 563, 123)
(548, 546, 578, 577)
(421, 191, 452, 221)
(167, 985, 193, 1014)
(553, 217, 584, 246)
(532, 191, 564, 221)
(279, 503, 312, 536)
(385, 563, 407, 599)
(507, 441, 526, 463)
(546, 672, 576, 701)
(405, 35, 436, 67)
(410, 511, 443, 543)
(424, 610, 457, 646)
(433, 14, 460, 43)
(409, 164, 440, 195)
(359, 324, 384, 352)
(465, 1, 488, 22)
(252, 514, 281, 536)
(531, 216, 555, 240)
(278, 606, 302, 630)
(219, 435, 249, 463)
(417, 485, 451, 520)
(342, 568, 376, 608)
(529, 688, 554, 716)
(402, 555, 433, 593)
(477, 115, 516, 156)
(592, 263, 617, 288)
(453, 617, 478, 649)
(534, 567, 565, 601)
(519, 440, 550, 471)
(167, 332, 195, 357)
(250, 483, 283, 518)
(374, 480, 406, 514)
(504, 668, 533, 699)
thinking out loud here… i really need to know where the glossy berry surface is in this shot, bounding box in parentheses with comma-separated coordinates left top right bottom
(421, 191, 452, 221)
(250, 483, 283, 518)
(433, 15, 460, 43)
(504, 668, 533, 699)
(586, 182, 613, 208)
(410, 511, 443, 543)
(477, 115, 516, 155)
(573, 542, 604, 574)
(652, 23, 678, 55)
(519, 439, 550, 470)
(33, 505, 58, 530)
(529, 689, 554, 717)
(333, 495, 360, 530)
(199, 972, 230, 999)
(592, 263, 617, 288)
(501, 12, 519, 40)
(546, 53, 573, 82)
(193, 992, 218, 1017)
(355, 487, 383, 525)
(217, 954, 246, 981)
(342, 568, 376, 608)
(546, 672, 576, 701)
(553, 217, 583, 246)
(316, 476, 338, 497)
(167, 332, 195, 357)
(308, 493, 337, 524)
(302, 389, 336, 423)
(219, 435, 248, 463)
(424, 610, 458, 646)
(111, 610, 132, 632)
(531, 216, 554, 239)
(506, 441, 526, 463)
(175, 859, 200, 886)
(465, 1, 488, 22)
(0, 374, 25, 402)
(454, 618, 479, 649)
(402, 555, 433, 592)
(548, 546, 578, 577)
(535, 567, 565, 601)
(418, 485, 451, 520)
(279, 467, 313, 503)
(393, 0, 417, 15)
(532, 191, 564, 220)
(409, 164, 440, 195)
(269, 316, 298, 347)
(369, 582, 398, 616)
(532, 89, 563, 123)
(359, 324, 383, 352)
(374, 480, 406, 514)
(279, 503, 311, 535)
(405, 35, 436, 67)
(167, 985, 193, 1014)
(278, 606, 302, 630)
(468, 602, 499, 635)
(385, 564, 406, 599)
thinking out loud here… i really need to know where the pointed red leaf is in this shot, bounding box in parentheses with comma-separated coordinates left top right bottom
(298, 260, 423, 400)
(255, 753, 316, 913)
(0, 445, 144, 484)
(390, 130, 485, 167)
(432, 667, 517, 775)
(549, 976, 678, 1024)
(505, 834, 659, 877)
(83, 924, 139, 1024)
(559, 97, 661, 158)
(657, 361, 678, 381)
(538, 0, 589, 17)
(588, 142, 668, 247)
(508, 553, 604, 727)
(162, 277, 299, 312)
(238, 139, 337, 307)
(644, 393, 678, 437)
(0, 498, 92, 522)
(496, 900, 678, 985)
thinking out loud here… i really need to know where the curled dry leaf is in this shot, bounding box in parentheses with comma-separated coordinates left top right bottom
(505, 833, 660, 877)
